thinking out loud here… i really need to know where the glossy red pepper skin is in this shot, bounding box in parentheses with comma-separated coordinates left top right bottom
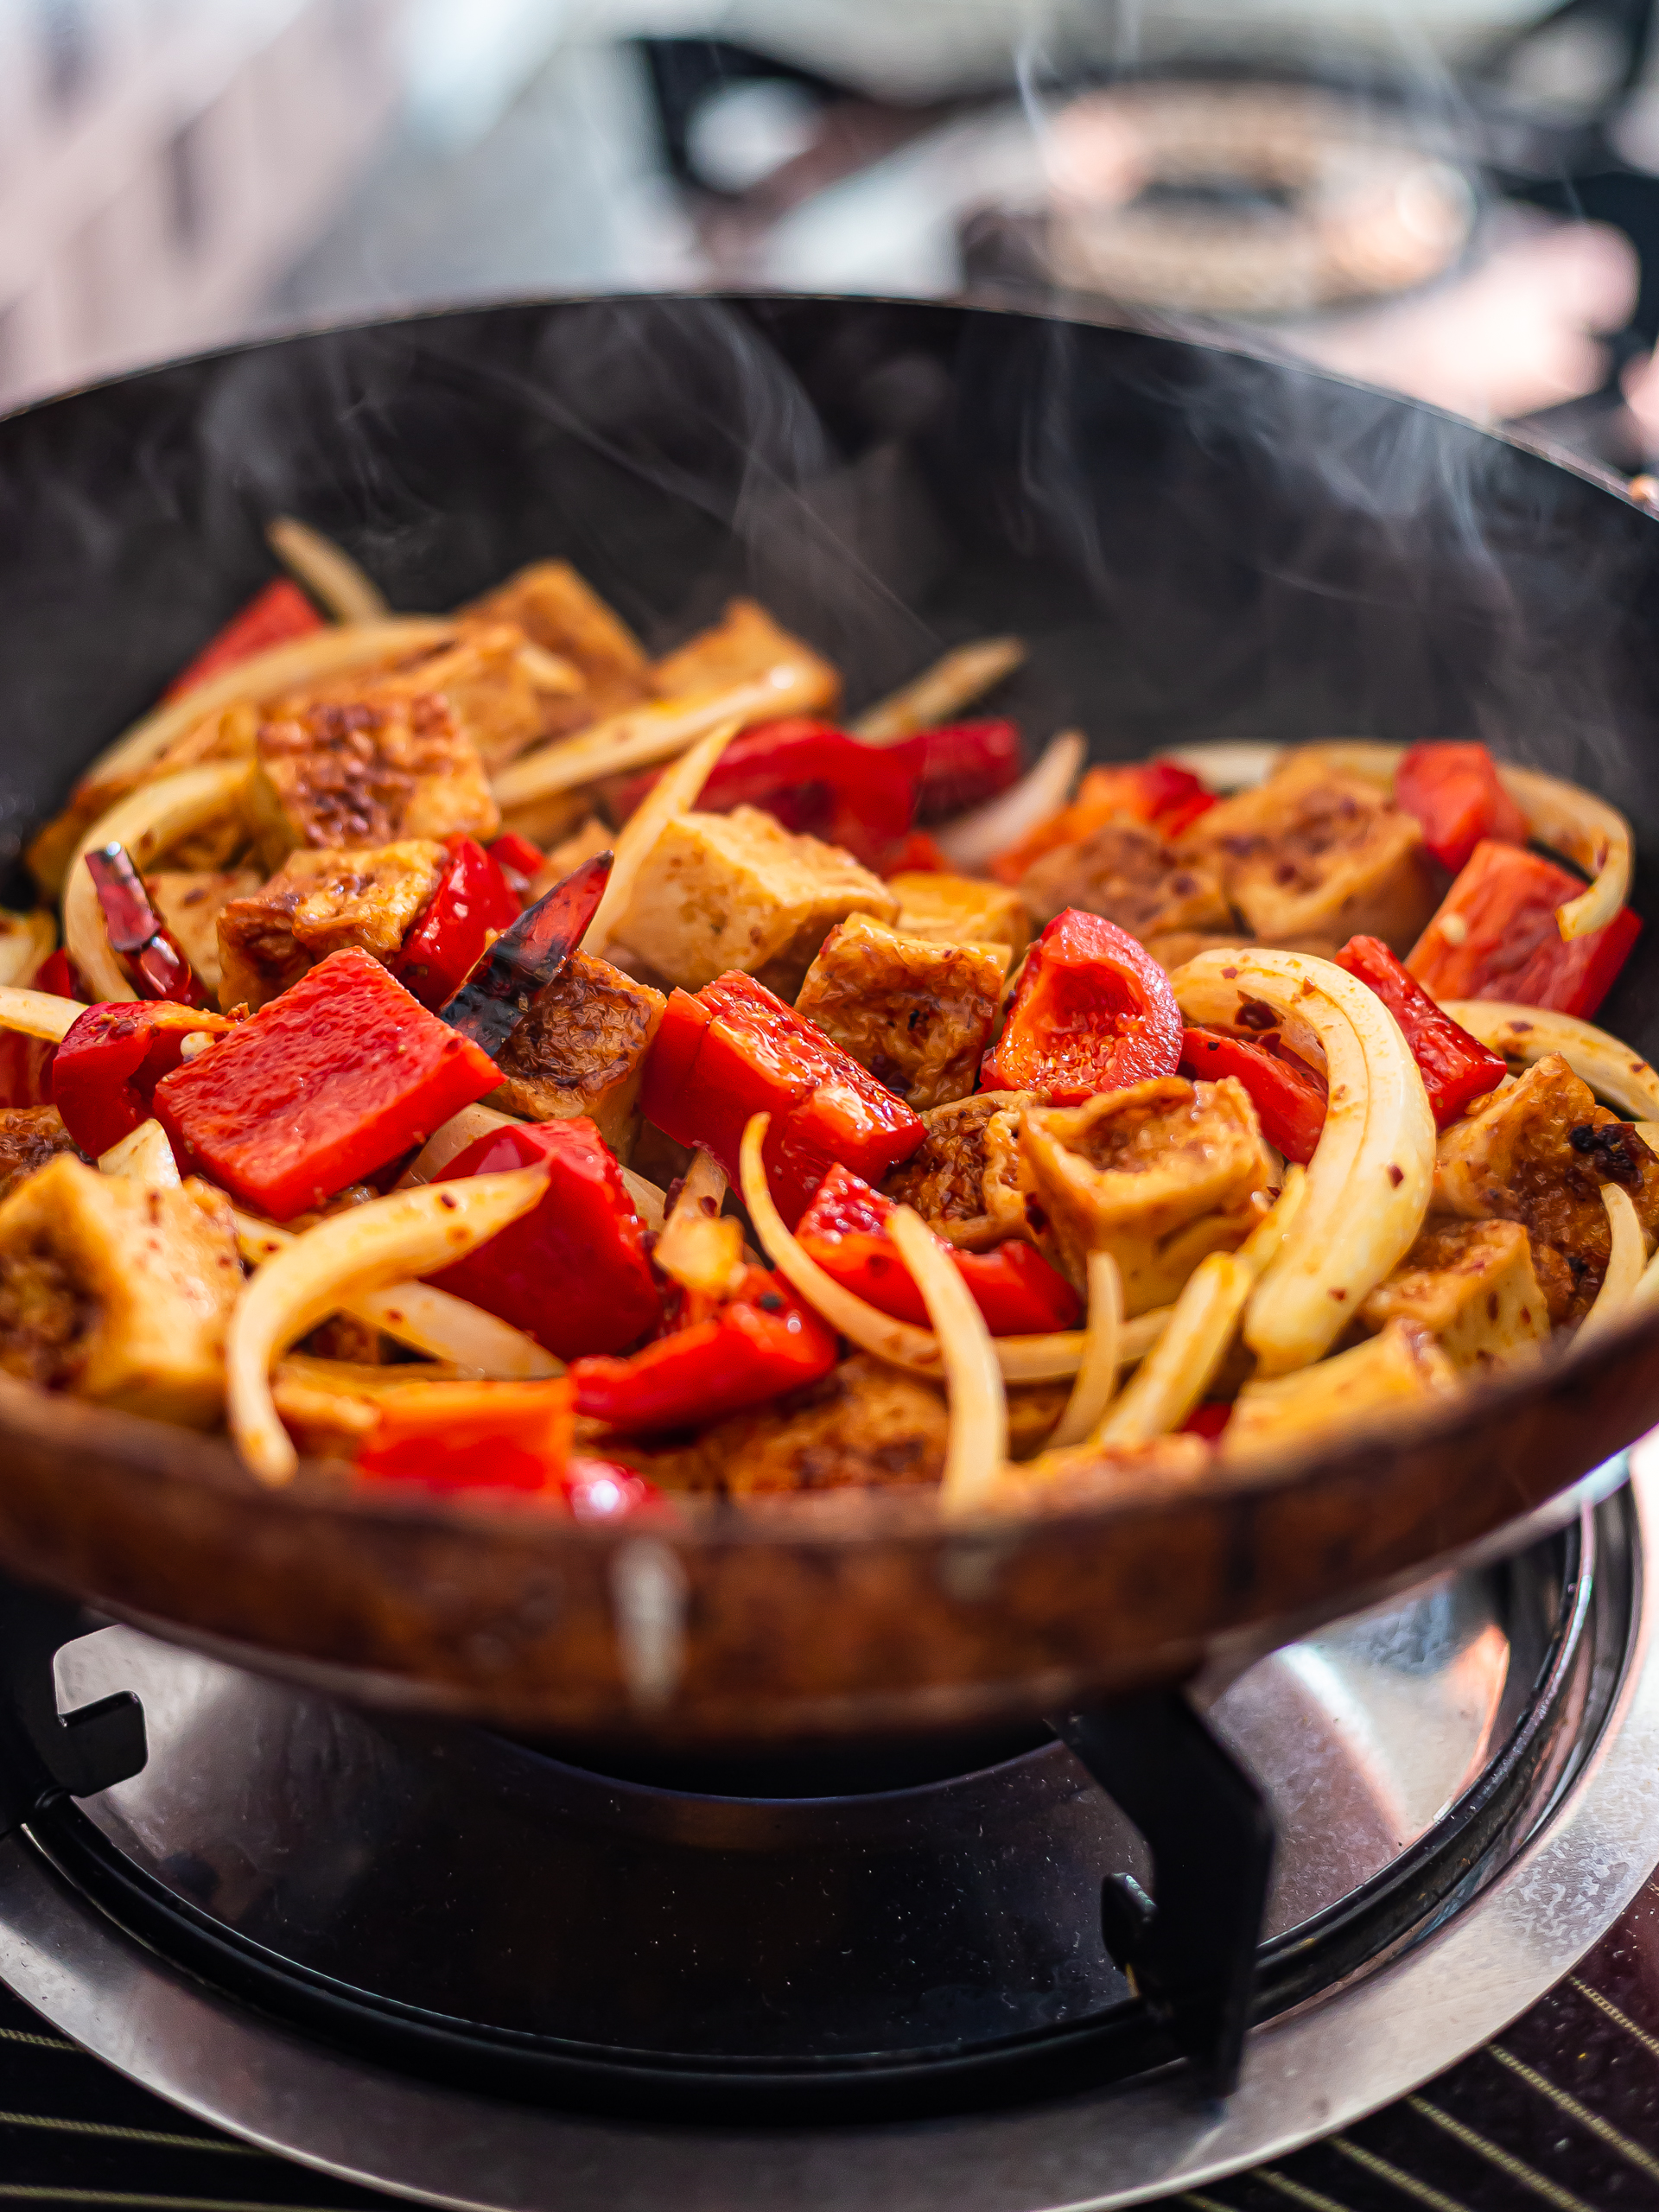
(796, 1162, 1080, 1333)
(569, 1268, 837, 1432)
(1336, 935, 1509, 1128)
(1178, 1028, 1327, 1164)
(84, 844, 207, 1006)
(640, 971, 925, 1226)
(432, 1117, 662, 1360)
(486, 832, 545, 909)
(162, 579, 323, 700)
(988, 760, 1214, 884)
(888, 719, 1021, 821)
(153, 948, 499, 1217)
(355, 1379, 574, 1494)
(616, 721, 918, 870)
(393, 836, 519, 1012)
(883, 830, 946, 875)
(53, 1001, 225, 1159)
(1405, 840, 1642, 1019)
(981, 908, 1184, 1105)
(1393, 743, 1529, 874)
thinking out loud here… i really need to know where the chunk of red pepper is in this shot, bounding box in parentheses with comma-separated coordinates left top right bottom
(887, 719, 1022, 821)
(981, 908, 1184, 1105)
(1393, 742, 1529, 874)
(1183, 1401, 1233, 1441)
(152, 948, 499, 1217)
(1177, 1028, 1328, 1164)
(1405, 840, 1642, 1019)
(640, 970, 924, 1226)
(882, 830, 946, 875)
(569, 1265, 837, 1432)
(84, 843, 207, 1007)
(1336, 935, 1509, 1128)
(54, 1001, 232, 1159)
(486, 832, 546, 909)
(431, 1117, 662, 1360)
(796, 1162, 1081, 1333)
(392, 835, 520, 1012)
(988, 760, 1214, 884)
(0, 950, 83, 1109)
(355, 1379, 574, 1494)
(163, 579, 323, 700)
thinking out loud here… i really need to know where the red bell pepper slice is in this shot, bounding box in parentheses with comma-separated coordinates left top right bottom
(486, 832, 545, 910)
(355, 1378, 574, 1494)
(988, 760, 1214, 884)
(54, 1001, 232, 1159)
(1405, 840, 1642, 1019)
(0, 950, 83, 1110)
(1393, 743, 1529, 874)
(883, 830, 946, 875)
(1336, 935, 1508, 1128)
(563, 1459, 665, 1521)
(981, 909, 1184, 1105)
(431, 1117, 662, 1360)
(796, 1161, 1080, 1333)
(1177, 1028, 1328, 1164)
(640, 970, 924, 1226)
(153, 948, 499, 1217)
(439, 852, 612, 1057)
(888, 719, 1022, 821)
(84, 843, 208, 1007)
(162, 579, 323, 700)
(392, 836, 520, 1013)
(569, 1266, 837, 1432)
(1183, 1401, 1233, 1441)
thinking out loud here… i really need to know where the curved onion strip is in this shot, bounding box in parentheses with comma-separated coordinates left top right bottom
(1578, 1185, 1647, 1350)
(1497, 765, 1630, 943)
(401, 1103, 522, 1186)
(493, 665, 815, 810)
(934, 731, 1084, 874)
(1239, 1163, 1308, 1274)
(228, 1168, 551, 1484)
(620, 1167, 668, 1232)
(888, 1205, 1007, 1515)
(655, 1150, 742, 1300)
(0, 985, 80, 1042)
(1160, 741, 1284, 791)
(584, 720, 735, 957)
(1172, 949, 1434, 1376)
(98, 1119, 181, 1187)
(1047, 1249, 1122, 1449)
(265, 517, 388, 624)
(1626, 1240, 1659, 1324)
(85, 618, 459, 791)
(852, 638, 1027, 743)
(65, 761, 255, 1002)
(1438, 1001, 1659, 1121)
(1094, 1251, 1255, 1447)
(0, 910, 54, 989)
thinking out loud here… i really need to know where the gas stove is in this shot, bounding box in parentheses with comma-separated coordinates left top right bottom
(0, 1447, 1653, 2211)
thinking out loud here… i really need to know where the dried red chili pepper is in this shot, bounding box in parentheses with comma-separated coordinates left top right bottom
(392, 836, 520, 1012)
(162, 579, 323, 700)
(439, 852, 612, 1057)
(981, 908, 1184, 1105)
(84, 844, 207, 1007)
(1336, 935, 1509, 1128)
(1405, 841, 1641, 1020)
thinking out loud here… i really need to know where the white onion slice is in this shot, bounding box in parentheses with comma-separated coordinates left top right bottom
(1578, 1185, 1647, 1350)
(889, 1205, 1007, 1516)
(266, 516, 388, 623)
(933, 731, 1084, 874)
(98, 1119, 181, 1187)
(1438, 1001, 1659, 1122)
(0, 910, 54, 989)
(1159, 741, 1284, 791)
(227, 1168, 550, 1484)
(1095, 1251, 1255, 1447)
(1497, 766, 1630, 943)
(655, 1150, 743, 1300)
(0, 985, 80, 1042)
(1046, 1249, 1122, 1450)
(851, 638, 1026, 743)
(583, 719, 735, 957)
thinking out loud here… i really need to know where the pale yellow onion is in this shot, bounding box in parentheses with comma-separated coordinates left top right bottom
(1577, 1185, 1647, 1351)
(933, 731, 1084, 874)
(1438, 1001, 1659, 1121)
(655, 1150, 744, 1301)
(1171, 949, 1434, 1376)
(0, 985, 80, 1042)
(266, 516, 389, 623)
(84, 618, 458, 790)
(1094, 1251, 1255, 1446)
(227, 1169, 550, 1484)
(1160, 740, 1284, 791)
(1238, 1163, 1308, 1274)
(620, 1168, 668, 1233)
(98, 1119, 181, 1187)
(517, 643, 583, 694)
(1046, 1249, 1122, 1449)
(583, 720, 735, 957)
(851, 637, 1027, 742)
(0, 909, 54, 989)
(65, 762, 255, 1002)
(888, 1205, 1007, 1515)
(1497, 765, 1630, 943)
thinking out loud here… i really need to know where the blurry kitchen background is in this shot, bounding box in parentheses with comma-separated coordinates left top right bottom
(10, 0, 1659, 466)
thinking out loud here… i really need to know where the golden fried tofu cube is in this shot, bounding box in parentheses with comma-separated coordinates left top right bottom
(881, 1090, 1039, 1249)
(397, 624, 571, 772)
(651, 597, 842, 717)
(1019, 1076, 1275, 1313)
(1179, 755, 1435, 952)
(1020, 821, 1233, 940)
(463, 559, 651, 724)
(0, 1107, 78, 1206)
(490, 950, 666, 1155)
(145, 869, 262, 998)
(1224, 1321, 1456, 1462)
(1359, 1219, 1548, 1374)
(619, 804, 898, 997)
(250, 690, 498, 863)
(0, 1157, 238, 1426)
(216, 841, 448, 1011)
(890, 872, 1031, 960)
(794, 914, 1005, 1109)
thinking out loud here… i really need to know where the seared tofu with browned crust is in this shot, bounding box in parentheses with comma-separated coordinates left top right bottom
(0, 1108, 79, 1205)
(794, 914, 1006, 1109)
(462, 560, 652, 732)
(619, 805, 898, 997)
(145, 870, 262, 998)
(250, 688, 499, 862)
(881, 1090, 1040, 1249)
(0, 1157, 239, 1426)
(1019, 1077, 1275, 1312)
(651, 597, 842, 717)
(388, 623, 579, 772)
(1141, 930, 1340, 972)
(1020, 820, 1233, 940)
(890, 872, 1030, 960)
(1178, 756, 1435, 952)
(216, 842, 448, 1011)
(490, 950, 666, 1154)
(1432, 1054, 1659, 1322)
(1224, 1321, 1456, 1461)
(1359, 1219, 1549, 1375)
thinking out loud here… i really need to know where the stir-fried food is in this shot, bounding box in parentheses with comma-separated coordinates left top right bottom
(0, 546, 1650, 1522)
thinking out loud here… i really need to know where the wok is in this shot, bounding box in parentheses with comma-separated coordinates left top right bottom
(1, 294, 1656, 1747)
